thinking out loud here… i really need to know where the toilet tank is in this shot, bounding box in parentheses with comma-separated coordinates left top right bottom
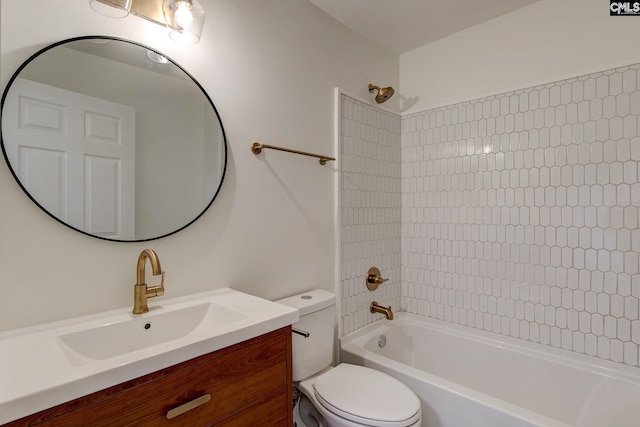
(276, 289, 335, 382)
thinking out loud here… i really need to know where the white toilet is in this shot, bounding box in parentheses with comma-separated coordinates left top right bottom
(277, 290, 422, 427)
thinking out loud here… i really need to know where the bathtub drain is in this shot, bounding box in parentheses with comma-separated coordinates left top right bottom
(378, 335, 386, 348)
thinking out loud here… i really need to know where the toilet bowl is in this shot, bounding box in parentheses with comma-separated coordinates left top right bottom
(298, 364, 421, 427)
(277, 290, 422, 427)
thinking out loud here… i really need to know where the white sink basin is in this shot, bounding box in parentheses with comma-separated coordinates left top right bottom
(0, 288, 299, 425)
(58, 302, 248, 363)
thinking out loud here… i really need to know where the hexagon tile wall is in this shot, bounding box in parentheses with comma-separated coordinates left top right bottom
(340, 62, 640, 367)
(340, 94, 402, 335)
(401, 63, 640, 366)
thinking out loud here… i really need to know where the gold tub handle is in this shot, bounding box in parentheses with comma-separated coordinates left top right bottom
(366, 267, 389, 291)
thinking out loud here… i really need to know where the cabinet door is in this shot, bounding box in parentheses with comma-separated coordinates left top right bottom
(5, 328, 292, 427)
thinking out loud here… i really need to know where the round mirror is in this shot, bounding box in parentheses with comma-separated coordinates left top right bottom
(1, 36, 227, 242)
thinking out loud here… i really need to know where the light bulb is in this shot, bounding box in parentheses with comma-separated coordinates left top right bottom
(163, 0, 205, 44)
(174, 1, 193, 27)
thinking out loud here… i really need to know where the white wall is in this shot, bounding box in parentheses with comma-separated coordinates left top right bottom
(400, 0, 640, 113)
(0, 0, 398, 331)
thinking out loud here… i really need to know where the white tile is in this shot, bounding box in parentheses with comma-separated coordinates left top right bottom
(605, 315, 618, 338)
(596, 118, 610, 141)
(618, 317, 631, 341)
(337, 65, 640, 367)
(610, 72, 623, 96)
(611, 339, 624, 362)
(603, 96, 616, 119)
(631, 91, 640, 114)
(623, 116, 637, 139)
(624, 342, 638, 365)
(584, 78, 596, 100)
(596, 75, 609, 98)
(632, 320, 640, 344)
(623, 70, 637, 93)
(617, 93, 630, 116)
(586, 334, 598, 355)
(610, 118, 624, 140)
(598, 336, 611, 359)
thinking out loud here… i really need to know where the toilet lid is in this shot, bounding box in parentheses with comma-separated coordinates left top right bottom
(313, 364, 421, 427)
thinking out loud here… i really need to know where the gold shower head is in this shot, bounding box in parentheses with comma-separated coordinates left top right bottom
(368, 83, 395, 104)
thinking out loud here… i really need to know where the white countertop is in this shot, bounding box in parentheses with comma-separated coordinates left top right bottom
(0, 288, 298, 424)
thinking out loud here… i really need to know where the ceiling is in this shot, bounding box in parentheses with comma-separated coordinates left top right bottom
(308, 0, 541, 54)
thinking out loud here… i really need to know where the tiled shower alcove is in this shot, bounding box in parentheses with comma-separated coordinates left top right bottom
(339, 95, 402, 335)
(340, 62, 640, 367)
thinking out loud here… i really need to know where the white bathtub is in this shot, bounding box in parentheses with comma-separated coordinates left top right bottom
(340, 313, 640, 427)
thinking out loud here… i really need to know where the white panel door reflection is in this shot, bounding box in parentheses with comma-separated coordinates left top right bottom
(3, 78, 135, 239)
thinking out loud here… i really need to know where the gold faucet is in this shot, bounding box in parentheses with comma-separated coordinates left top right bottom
(133, 249, 165, 314)
(370, 302, 393, 320)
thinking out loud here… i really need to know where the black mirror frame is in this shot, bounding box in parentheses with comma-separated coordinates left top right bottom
(1, 35, 228, 242)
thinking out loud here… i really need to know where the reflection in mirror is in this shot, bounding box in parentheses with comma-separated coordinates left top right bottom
(1, 37, 227, 241)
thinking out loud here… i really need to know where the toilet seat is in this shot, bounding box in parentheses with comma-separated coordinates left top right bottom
(312, 364, 421, 427)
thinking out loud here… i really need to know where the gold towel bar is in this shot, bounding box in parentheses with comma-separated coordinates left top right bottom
(251, 142, 335, 165)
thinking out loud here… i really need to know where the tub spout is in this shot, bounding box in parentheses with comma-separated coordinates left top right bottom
(370, 302, 393, 320)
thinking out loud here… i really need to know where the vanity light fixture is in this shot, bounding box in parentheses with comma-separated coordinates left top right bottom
(90, 0, 132, 18)
(163, 0, 205, 44)
(89, 0, 206, 44)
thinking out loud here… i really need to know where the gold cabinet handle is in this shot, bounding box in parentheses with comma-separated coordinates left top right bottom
(166, 394, 211, 419)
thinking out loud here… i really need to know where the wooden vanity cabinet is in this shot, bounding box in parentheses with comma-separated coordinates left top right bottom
(5, 327, 292, 427)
